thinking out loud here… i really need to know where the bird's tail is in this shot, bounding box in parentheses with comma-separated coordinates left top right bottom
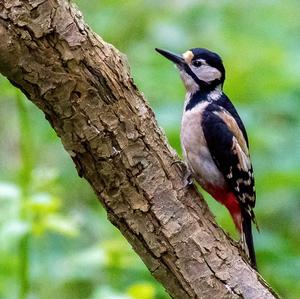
(241, 209, 257, 270)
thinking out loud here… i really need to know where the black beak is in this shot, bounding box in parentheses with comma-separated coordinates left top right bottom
(155, 48, 185, 66)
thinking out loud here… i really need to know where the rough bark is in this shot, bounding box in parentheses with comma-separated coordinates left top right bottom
(0, 1, 279, 298)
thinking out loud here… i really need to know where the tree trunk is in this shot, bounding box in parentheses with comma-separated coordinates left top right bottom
(0, 1, 280, 298)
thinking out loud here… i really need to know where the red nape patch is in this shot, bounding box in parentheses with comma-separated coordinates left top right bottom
(209, 188, 241, 232)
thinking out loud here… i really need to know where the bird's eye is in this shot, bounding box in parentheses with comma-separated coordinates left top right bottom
(192, 60, 202, 67)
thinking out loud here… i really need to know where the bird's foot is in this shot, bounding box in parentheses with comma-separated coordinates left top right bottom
(183, 172, 194, 188)
(171, 160, 194, 188)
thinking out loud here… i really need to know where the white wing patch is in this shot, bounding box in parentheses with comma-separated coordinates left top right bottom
(232, 137, 251, 172)
(213, 109, 249, 155)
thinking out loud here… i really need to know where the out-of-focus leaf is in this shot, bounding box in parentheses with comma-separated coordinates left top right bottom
(127, 282, 155, 299)
(0, 220, 30, 250)
(25, 193, 61, 214)
(0, 182, 20, 222)
(31, 167, 60, 190)
(42, 214, 79, 237)
(91, 287, 131, 299)
(0, 182, 20, 199)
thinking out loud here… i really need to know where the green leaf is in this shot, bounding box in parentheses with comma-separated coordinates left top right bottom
(0, 220, 30, 250)
(127, 282, 155, 299)
(43, 214, 79, 237)
(25, 193, 61, 214)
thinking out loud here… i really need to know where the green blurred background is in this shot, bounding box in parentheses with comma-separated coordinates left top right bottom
(1, 1, 300, 298)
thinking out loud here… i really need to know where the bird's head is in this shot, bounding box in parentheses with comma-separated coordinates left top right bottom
(155, 47, 225, 94)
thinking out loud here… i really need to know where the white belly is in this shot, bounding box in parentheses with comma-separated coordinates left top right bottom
(181, 102, 226, 190)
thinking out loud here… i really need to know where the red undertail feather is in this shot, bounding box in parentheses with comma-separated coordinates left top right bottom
(210, 189, 242, 232)
(209, 187, 257, 270)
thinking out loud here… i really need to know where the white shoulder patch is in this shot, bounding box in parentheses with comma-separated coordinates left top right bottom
(208, 85, 222, 101)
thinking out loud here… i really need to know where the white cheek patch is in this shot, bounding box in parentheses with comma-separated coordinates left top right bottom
(192, 65, 221, 82)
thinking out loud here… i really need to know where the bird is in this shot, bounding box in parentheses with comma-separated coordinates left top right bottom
(155, 47, 258, 270)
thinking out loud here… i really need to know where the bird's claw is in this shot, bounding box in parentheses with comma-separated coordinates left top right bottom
(171, 160, 194, 188)
(183, 172, 193, 187)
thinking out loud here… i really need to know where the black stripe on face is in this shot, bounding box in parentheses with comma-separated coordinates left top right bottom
(183, 64, 204, 87)
(183, 64, 222, 92)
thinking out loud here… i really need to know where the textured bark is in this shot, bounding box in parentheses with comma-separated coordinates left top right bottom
(0, 1, 280, 298)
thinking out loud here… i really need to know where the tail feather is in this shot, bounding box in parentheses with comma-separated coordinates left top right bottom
(241, 209, 257, 270)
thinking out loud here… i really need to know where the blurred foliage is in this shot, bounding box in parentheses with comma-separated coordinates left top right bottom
(1, 0, 300, 298)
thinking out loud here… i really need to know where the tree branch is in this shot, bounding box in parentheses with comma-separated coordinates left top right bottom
(0, 1, 279, 298)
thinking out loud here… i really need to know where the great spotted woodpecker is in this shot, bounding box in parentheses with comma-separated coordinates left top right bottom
(156, 47, 258, 270)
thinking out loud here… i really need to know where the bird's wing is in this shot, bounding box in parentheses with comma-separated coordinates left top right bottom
(202, 104, 258, 269)
(202, 105, 256, 213)
(216, 94, 249, 146)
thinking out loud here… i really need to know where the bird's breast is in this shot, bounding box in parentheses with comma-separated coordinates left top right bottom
(181, 101, 226, 190)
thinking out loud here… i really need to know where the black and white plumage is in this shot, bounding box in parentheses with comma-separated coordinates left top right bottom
(156, 47, 258, 269)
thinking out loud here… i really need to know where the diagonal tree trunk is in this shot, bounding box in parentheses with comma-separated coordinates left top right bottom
(0, 1, 280, 298)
